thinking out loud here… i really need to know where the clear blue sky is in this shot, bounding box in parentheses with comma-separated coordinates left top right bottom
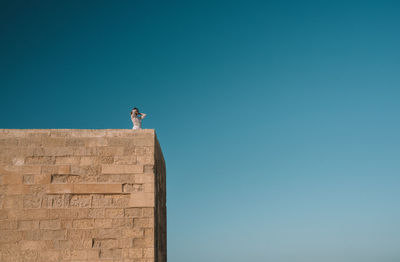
(1, 1, 400, 261)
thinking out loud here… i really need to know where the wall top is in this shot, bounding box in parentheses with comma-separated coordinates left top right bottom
(0, 129, 156, 138)
(0, 129, 163, 157)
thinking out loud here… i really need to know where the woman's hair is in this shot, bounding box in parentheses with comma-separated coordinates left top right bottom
(131, 107, 139, 115)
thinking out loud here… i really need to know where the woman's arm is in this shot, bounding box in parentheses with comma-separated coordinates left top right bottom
(140, 113, 147, 119)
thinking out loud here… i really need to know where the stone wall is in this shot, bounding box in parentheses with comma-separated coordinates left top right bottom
(154, 137, 166, 262)
(0, 129, 166, 262)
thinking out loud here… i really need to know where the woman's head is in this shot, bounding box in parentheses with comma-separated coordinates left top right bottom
(131, 107, 139, 115)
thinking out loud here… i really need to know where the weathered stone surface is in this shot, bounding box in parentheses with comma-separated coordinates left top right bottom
(0, 129, 166, 262)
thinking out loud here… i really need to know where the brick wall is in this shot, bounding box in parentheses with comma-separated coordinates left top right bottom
(0, 129, 166, 262)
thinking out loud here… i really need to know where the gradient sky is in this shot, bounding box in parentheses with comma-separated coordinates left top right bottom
(1, 1, 400, 261)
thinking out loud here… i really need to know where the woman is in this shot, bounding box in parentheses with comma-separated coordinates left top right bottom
(131, 107, 147, 130)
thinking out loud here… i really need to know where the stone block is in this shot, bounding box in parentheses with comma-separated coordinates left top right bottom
(122, 248, 143, 259)
(85, 137, 108, 147)
(94, 219, 113, 228)
(114, 155, 137, 165)
(99, 174, 136, 183)
(17, 230, 47, 241)
(93, 228, 123, 239)
(8, 209, 48, 220)
(57, 165, 71, 174)
(60, 219, 72, 229)
(105, 208, 124, 218)
(39, 229, 66, 240)
(0, 220, 17, 230)
(65, 138, 85, 147)
(19, 240, 51, 251)
(72, 146, 99, 156)
(118, 238, 133, 248)
(144, 227, 154, 238)
(41, 138, 66, 147)
(50, 174, 69, 183)
(23, 194, 42, 208)
(144, 183, 154, 193)
(47, 209, 88, 219)
(73, 184, 123, 194)
(98, 146, 124, 156)
(47, 184, 74, 194)
(134, 218, 154, 228)
(39, 219, 61, 229)
(72, 218, 94, 229)
(92, 238, 119, 249)
(2, 195, 23, 209)
(123, 183, 144, 193)
(67, 229, 93, 240)
(37, 250, 60, 262)
(142, 208, 154, 217)
(121, 228, 144, 238)
(0, 138, 19, 146)
(23, 174, 34, 184)
(88, 208, 105, 218)
(101, 164, 143, 174)
(133, 173, 154, 183)
(69, 194, 92, 208)
(92, 195, 113, 208)
(18, 220, 40, 230)
(112, 218, 134, 228)
(137, 155, 154, 165)
(132, 237, 153, 248)
(87, 249, 100, 259)
(11, 157, 24, 166)
(109, 194, 130, 207)
(143, 248, 154, 258)
(71, 165, 101, 176)
(25, 156, 55, 165)
(99, 248, 122, 259)
(55, 156, 80, 165)
(21, 165, 42, 174)
(44, 194, 66, 208)
(34, 173, 51, 184)
(43, 147, 73, 156)
(124, 208, 142, 218)
(129, 192, 155, 207)
(70, 249, 89, 260)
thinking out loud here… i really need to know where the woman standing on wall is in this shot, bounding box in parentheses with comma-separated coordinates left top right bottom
(131, 107, 147, 130)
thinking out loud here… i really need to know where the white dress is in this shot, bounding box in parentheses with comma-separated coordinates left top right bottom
(131, 114, 142, 130)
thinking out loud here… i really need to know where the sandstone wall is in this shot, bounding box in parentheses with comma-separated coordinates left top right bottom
(0, 129, 166, 262)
